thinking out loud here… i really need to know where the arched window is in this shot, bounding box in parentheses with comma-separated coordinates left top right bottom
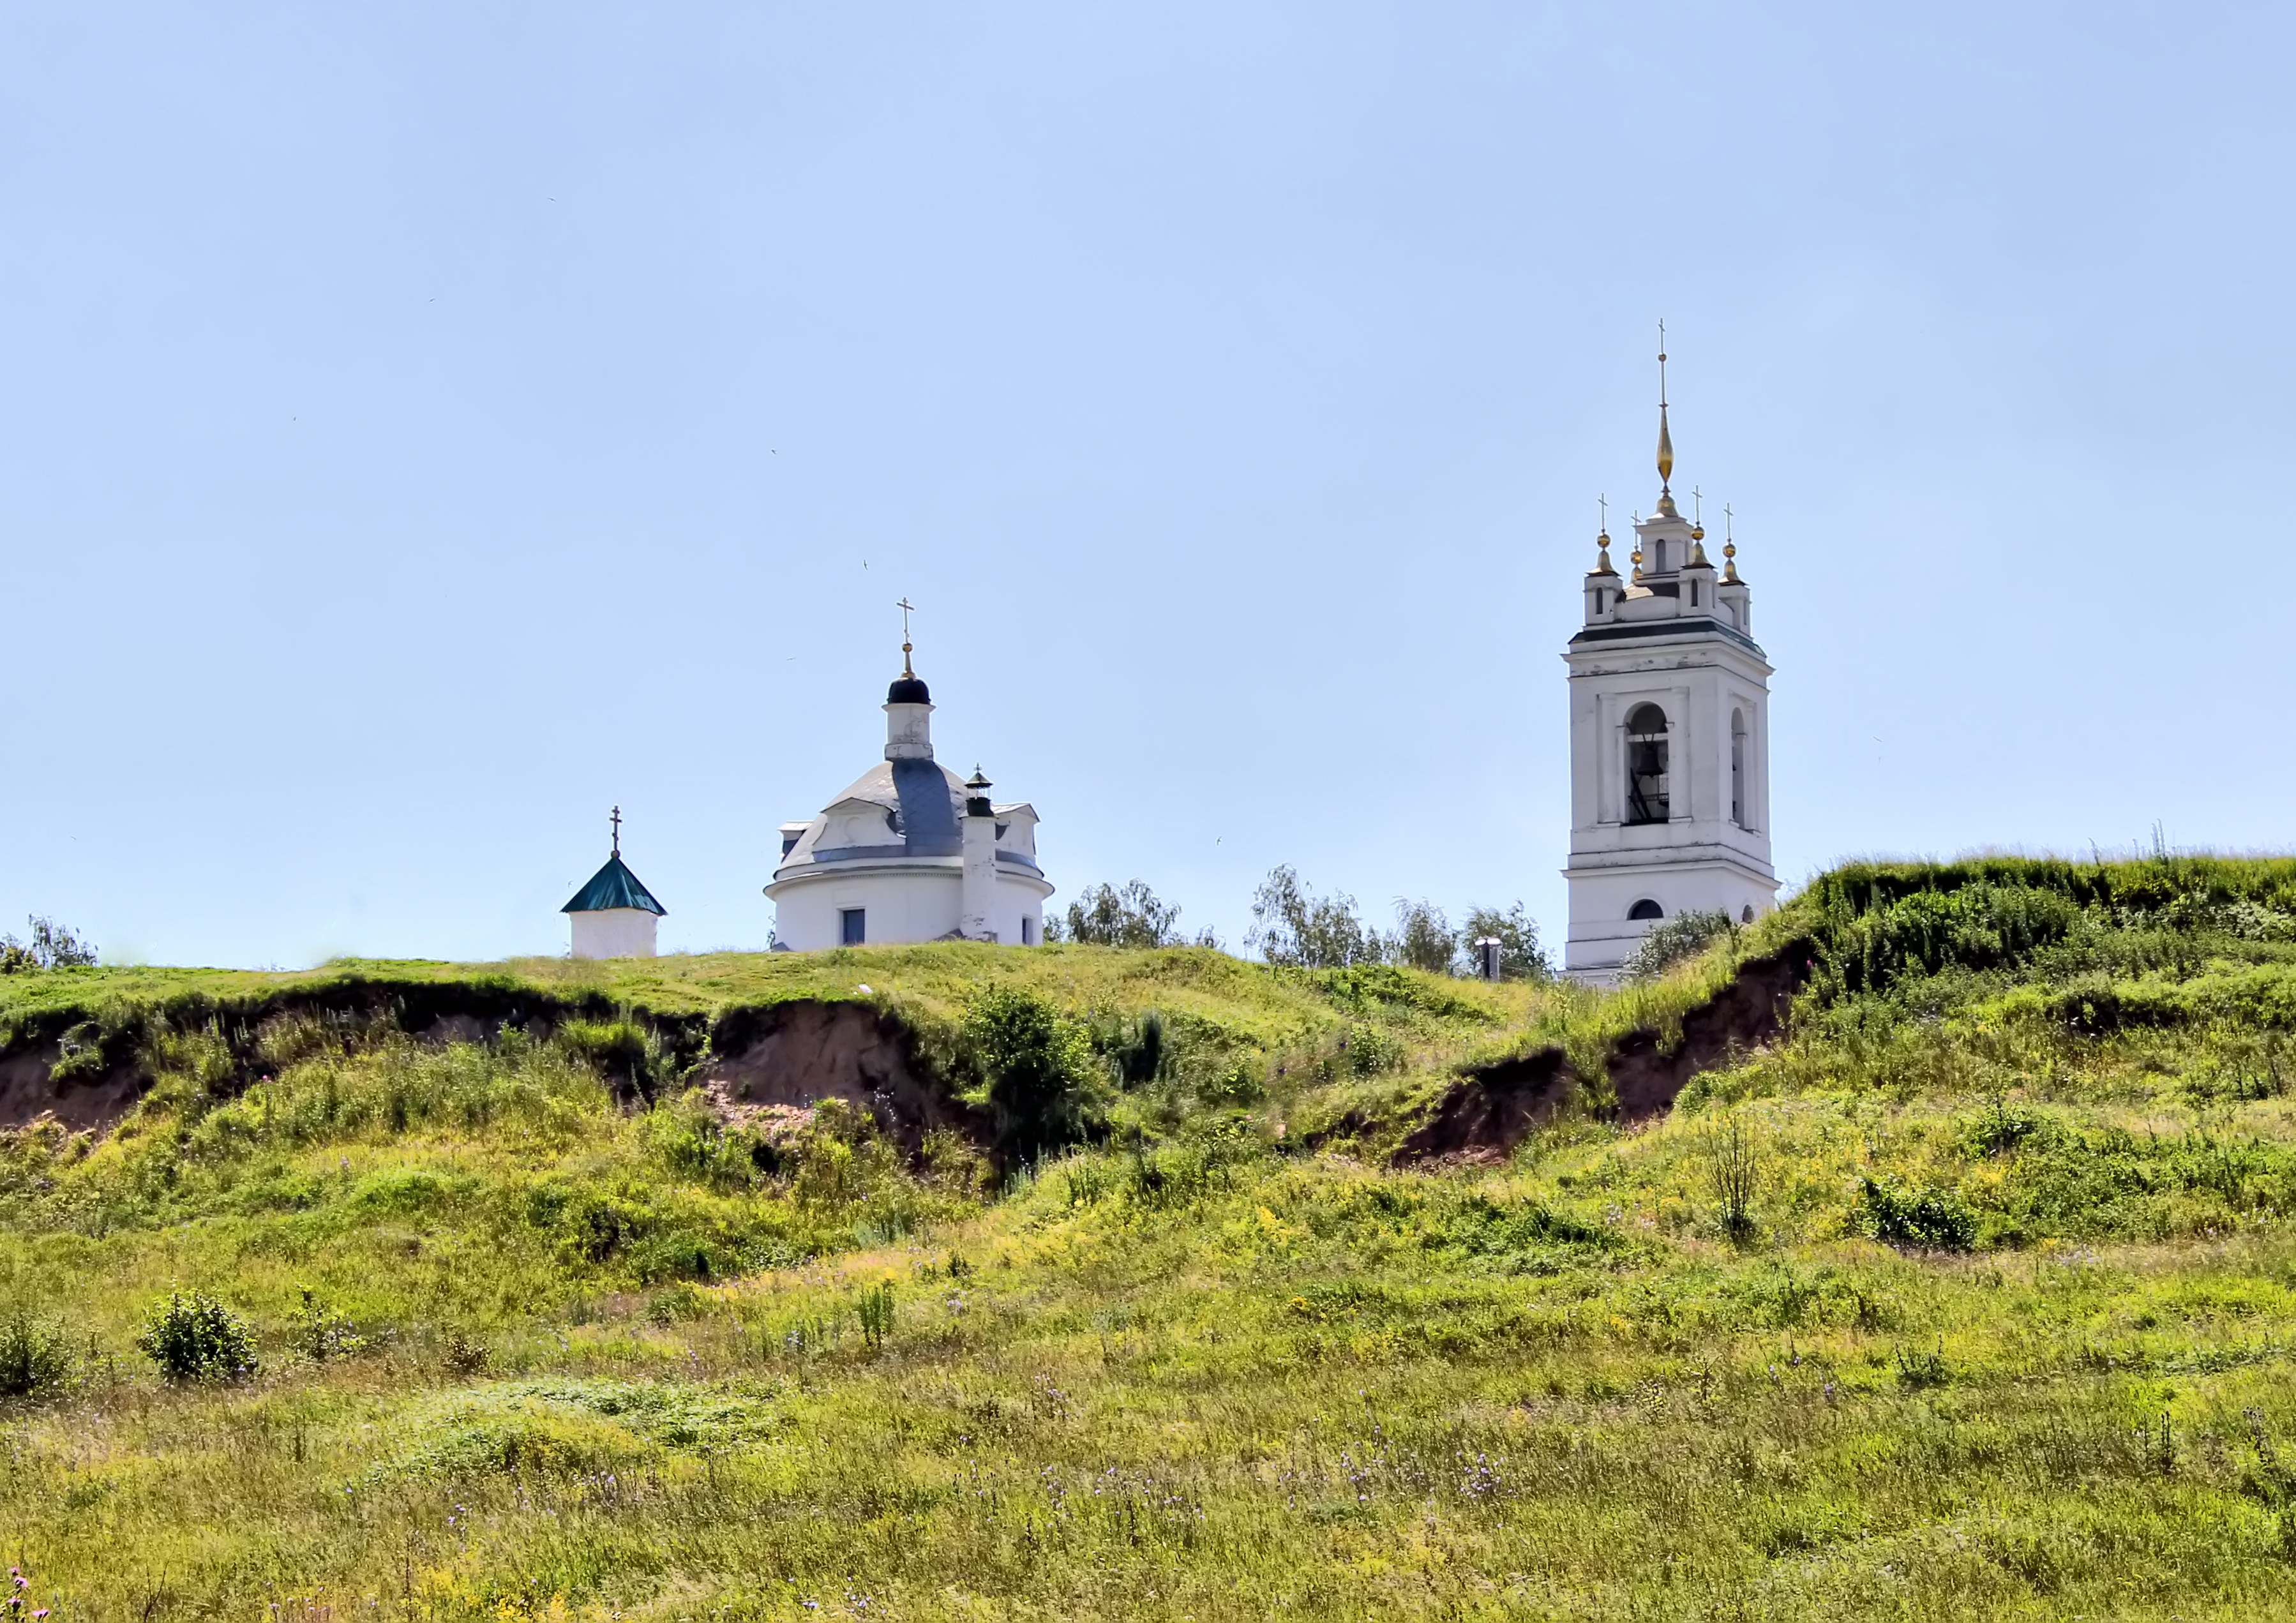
(1730, 707, 1748, 828)
(1740, 904, 1755, 924)
(1628, 899, 1665, 921)
(1624, 703, 1670, 825)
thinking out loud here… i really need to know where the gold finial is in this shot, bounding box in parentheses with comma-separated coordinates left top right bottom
(1690, 485, 1704, 539)
(896, 596, 916, 677)
(1722, 503, 1740, 581)
(1656, 319, 1674, 496)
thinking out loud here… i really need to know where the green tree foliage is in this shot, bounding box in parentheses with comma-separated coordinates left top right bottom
(1249, 867, 1388, 969)
(0, 916, 96, 975)
(1391, 900, 1456, 974)
(961, 986, 1104, 1162)
(1623, 909, 1739, 982)
(1050, 880, 1188, 947)
(1459, 903, 1551, 982)
(137, 1290, 259, 1384)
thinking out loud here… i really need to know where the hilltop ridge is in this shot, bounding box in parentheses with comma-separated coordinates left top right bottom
(2, 855, 2295, 1616)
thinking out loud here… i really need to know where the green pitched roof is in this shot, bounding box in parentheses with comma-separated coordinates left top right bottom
(561, 853, 666, 916)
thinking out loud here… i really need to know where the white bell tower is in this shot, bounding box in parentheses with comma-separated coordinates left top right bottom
(1562, 340, 1777, 983)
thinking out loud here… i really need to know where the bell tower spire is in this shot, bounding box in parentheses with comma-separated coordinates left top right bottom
(1654, 320, 1679, 519)
(1559, 334, 1776, 983)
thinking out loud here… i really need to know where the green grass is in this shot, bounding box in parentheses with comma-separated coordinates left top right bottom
(6, 854, 2296, 1617)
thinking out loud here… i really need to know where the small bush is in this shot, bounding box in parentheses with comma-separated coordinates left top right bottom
(1706, 1116, 1760, 1244)
(285, 1286, 366, 1362)
(0, 1313, 73, 1400)
(137, 1290, 259, 1383)
(961, 986, 1104, 1162)
(1624, 909, 1739, 982)
(857, 1282, 894, 1351)
(1963, 1098, 2048, 1158)
(1858, 1176, 1978, 1252)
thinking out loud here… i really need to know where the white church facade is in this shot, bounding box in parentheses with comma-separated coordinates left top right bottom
(765, 644, 1053, 951)
(1562, 354, 1778, 983)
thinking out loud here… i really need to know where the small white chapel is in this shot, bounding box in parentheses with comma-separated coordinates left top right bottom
(562, 808, 667, 959)
(764, 628, 1053, 951)
(1561, 343, 1779, 983)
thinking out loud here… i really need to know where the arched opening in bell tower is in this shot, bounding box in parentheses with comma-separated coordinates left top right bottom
(1730, 707, 1747, 827)
(1624, 703, 1670, 825)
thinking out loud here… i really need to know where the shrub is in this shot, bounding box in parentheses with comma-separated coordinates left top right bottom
(0, 1313, 72, 1400)
(1706, 1115, 1760, 1244)
(285, 1286, 366, 1362)
(1963, 1098, 2048, 1158)
(961, 986, 1104, 1162)
(1624, 909, 1738, 982)
(857, 1282, 894, 1352)
(1857, 1177, 1977, 1252)
(1103, 1010, 1169, 1089)
(137, 1290, 259, 1383)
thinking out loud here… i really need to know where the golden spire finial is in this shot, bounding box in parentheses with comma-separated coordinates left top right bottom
(1722, 503, 1740, 581)
(1656, 319, 1674, 495)
(1591, 493, 1616, 575)
(896, 596, 916, 677)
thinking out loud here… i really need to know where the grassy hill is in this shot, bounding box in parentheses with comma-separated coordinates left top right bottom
(3, 855, 2296, 1618)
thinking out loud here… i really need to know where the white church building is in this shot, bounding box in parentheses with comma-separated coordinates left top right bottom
(1562, 353, 1778, 983)
(562, 809, 666, 959)
(765, 642, 1053, 950)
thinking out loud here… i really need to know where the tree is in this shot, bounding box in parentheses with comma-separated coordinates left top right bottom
(0, 917, 96, 975)
(1248, 867, 1388, 969)
(1392, 899, 1457, 974)
(1050, 880, 1187, 948)
(1459, 903, 1552, 982)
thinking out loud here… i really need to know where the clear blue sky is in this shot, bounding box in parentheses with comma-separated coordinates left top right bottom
(4, 3, 2289, 967)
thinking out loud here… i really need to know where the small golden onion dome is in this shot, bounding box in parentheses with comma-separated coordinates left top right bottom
(1654, 491, 1679, 519)
(1722, 539, 1740, 581)
(1690, 523, 1705, 540)
(1688, 539, 1711, 568)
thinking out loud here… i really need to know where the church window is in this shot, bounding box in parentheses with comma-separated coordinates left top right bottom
(1020, 915, 1035, 946)
(1741, 904, 1755, 924)
(1624, 703, 1670, 825)
(1628, 899, 1665, 921)
(1730, 707, 1748, 827)
(839, 908, 867, 945)
(781, 832, 800, 857)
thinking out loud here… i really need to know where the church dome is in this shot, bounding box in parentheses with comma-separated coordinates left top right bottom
(887, 674, 931, 705)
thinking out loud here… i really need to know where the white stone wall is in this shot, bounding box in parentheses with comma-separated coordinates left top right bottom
(570, 908, 659, 960)
(769, 864, 1048, 952)
(1563, 512, 1778, 982)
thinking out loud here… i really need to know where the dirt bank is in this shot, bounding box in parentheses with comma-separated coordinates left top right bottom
(1393, 944, 1812, 1163)
(0, 980, 979, 1156)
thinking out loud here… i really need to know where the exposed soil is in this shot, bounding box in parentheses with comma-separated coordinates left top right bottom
(0, 978, 981, 1158)
(698, 1001, 987, 1158)
(0, 1040, 144, 1132)
(1393, 943, 1814, 1164)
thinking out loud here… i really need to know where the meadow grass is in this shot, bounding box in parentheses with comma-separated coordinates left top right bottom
(4, 855, 2296, 1617)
